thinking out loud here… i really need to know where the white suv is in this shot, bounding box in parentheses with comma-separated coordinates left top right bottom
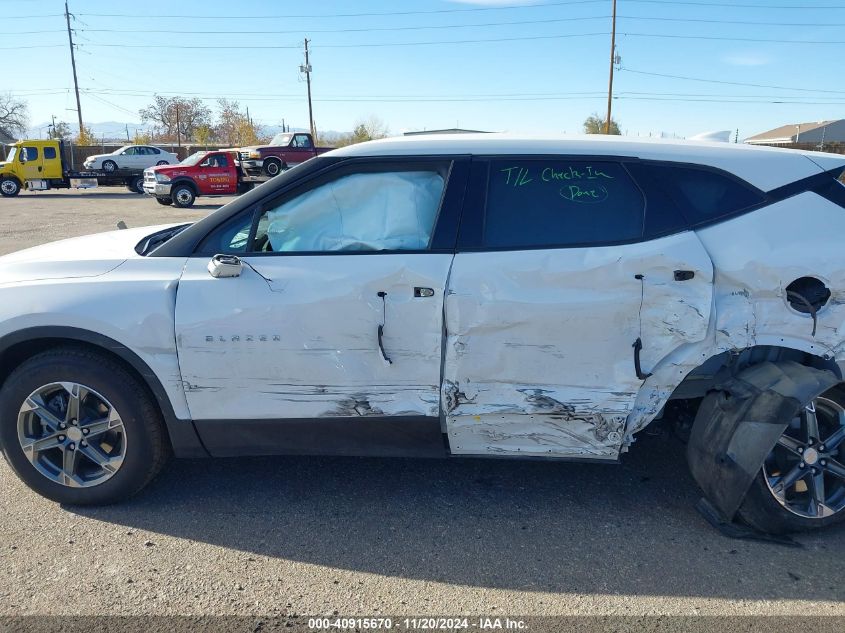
(1, 135, 844, 535)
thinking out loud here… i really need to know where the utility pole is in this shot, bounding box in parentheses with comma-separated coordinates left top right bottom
(302, 38, 316, 140)
(604, 0, 617, 135)
(64, 1, 84, 139)
(175, 103, 181, 147)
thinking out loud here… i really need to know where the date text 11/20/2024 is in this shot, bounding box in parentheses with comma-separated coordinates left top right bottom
(307, 617, 528, 630)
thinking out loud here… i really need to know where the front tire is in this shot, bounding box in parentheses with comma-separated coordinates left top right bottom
(264, 158, 282, 177)
(0, 347, 169, 505)
(102, 160, 118, 173)
(0, 177, 21, 197)
(155, 197, 173, 206)
(738, 385, 845, 533)
(171, 185, 196, 208)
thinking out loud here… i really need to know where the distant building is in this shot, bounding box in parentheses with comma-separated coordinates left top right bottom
(745, 120, 845, 146)
(404, 128, 491, 136)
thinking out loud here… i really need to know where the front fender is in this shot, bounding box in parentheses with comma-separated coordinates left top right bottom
(687, 360, 838, 520)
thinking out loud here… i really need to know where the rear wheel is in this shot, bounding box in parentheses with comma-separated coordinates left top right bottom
(171, 185, 196, 208)
(155, 160, 168, 166)
(0, 347, 169, 505)
(127, 176, 145, 194)
(0, 177, 20, 197)
(738, 386, 845, 533)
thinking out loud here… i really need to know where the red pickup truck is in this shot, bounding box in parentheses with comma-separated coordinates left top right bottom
(143, 150, 269, 208)
(234, 132, 333, 176)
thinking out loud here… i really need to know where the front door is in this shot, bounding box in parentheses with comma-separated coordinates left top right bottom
(443, 158, 713, 459)
(197, 152, 236, 193)
(174, 158, 467, 456)
(20, 145, 43, 180)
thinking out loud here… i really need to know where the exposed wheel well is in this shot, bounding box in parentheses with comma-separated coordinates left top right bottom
(0, 331, 207, 457)
(171, 179, 198, 194)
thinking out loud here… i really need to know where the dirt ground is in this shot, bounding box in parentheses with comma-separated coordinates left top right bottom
(0, 188, 843, 626)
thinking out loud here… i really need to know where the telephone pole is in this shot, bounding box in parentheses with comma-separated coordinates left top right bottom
(302, 39, 316, 140)
(64, 1, 84, 139)
(604, 0, 617, 135)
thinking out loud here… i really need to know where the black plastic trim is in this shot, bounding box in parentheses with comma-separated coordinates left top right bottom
(0, 326, 207, 458)
(194, 416, 446, 458)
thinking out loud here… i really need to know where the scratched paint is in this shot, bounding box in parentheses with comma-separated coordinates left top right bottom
(174, 253, 451, 421)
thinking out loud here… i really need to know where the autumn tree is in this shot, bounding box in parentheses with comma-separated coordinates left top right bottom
(139, 95, 211, 143)
(334, 115, 390, 147)
(215, 98, 261, 146)
(583, 113, 621, 135)
(0, 93, 29, 138)
(76, 124, 96, 145)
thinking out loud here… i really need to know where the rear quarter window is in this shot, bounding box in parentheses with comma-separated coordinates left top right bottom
(483, 160, 644, 248)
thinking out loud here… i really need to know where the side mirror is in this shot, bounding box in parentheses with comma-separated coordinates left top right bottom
(19, 151, 27, 163)
(207, 254, 243, 278)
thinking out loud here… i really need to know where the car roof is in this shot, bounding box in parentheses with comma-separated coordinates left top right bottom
(328, 133, 845, 191)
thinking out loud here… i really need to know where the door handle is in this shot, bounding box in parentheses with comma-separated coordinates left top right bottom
(414, 287, 434, 298)
(674, 270, 695, 281)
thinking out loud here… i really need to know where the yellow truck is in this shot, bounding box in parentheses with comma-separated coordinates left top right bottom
(0, 139, 148, 197)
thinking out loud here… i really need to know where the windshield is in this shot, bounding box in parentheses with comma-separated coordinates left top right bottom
(180, 151, 207, 166)
(4, 147, 16, 162)
(270, 133, 292, 146)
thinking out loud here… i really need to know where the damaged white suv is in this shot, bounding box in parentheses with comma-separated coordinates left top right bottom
(1, 134, 845, 535)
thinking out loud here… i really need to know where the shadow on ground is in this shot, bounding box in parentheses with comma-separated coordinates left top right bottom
(71, 433, 845, 600)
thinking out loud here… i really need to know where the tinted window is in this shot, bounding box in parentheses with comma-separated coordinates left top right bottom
(43, 147, 57, 160)
(483, 160, 644, 248)
(624, 162, 688, 238)
(650, 164, 763, 225)
(21, 147, 38, 161)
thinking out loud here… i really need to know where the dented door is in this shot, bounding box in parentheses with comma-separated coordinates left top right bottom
(442, 158, 713, 459)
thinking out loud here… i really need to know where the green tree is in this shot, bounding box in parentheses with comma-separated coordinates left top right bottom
(48, 120, 72, 139)
(583, 113, 621, 135)
(140, 95, 212, 143)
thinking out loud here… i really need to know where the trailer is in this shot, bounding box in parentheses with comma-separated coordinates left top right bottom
(0, 139, 150, 197)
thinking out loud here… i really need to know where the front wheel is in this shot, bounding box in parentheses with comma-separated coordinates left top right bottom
(171, 185, 196, 208)
(0, 347, 170, 505)
(102, 160, 118, 173)
(155, 197, 172, 206)
(738, 386, 845, 533)
(0, 177, 21, 197)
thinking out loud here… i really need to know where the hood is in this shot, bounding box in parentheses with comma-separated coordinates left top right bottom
(0, 224, 182, 283)
(83, 152, 116, 162)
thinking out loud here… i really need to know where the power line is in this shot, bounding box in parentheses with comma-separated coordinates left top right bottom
(620, 67, 845, 95)
(75, 1, 607, 20)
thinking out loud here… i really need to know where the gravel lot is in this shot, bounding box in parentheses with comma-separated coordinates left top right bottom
(0, 189, 843, 623)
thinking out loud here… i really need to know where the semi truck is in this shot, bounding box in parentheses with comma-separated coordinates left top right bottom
(0, 139, 151, 197)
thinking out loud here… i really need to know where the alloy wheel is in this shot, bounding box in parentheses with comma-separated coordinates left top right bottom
(16, 382, 127, 488)
(764, 396, 845, 519)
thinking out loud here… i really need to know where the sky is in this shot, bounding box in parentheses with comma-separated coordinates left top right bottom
(4, 0, 845, 140)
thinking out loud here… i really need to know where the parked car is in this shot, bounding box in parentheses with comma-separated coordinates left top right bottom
(83, 145, 178, 172)
(1, 134, 844, 535)
(231, 132, 333, 176)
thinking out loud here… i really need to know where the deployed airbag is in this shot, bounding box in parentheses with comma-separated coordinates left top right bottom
(267, 171, 445, 252)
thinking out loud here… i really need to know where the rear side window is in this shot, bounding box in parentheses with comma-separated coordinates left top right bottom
(483, 160, 644, 248)
(645, 164, 764, 225)
(43, 147, 56, 160)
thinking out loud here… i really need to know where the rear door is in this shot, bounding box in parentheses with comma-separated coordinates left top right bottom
(443, 157, 713, 459)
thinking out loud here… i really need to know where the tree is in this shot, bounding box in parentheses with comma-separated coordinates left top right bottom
(334, 115, 390, 147)
(139, 95, 211, 143)
(48, 120, 72, 140)
(583, 113, 621, 135)
(0, 93, 29, 138)
(76, 124, 96, 145)
(215, 98, 261, 146)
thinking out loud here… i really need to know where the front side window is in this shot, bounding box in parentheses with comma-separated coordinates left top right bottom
(201, 163, 449, 254)
(21, 147, 38, 162)
(122, 147, 137, 155)
(483, 160, 644, 248)
(202, 154, 228, 168)
(293, 134, 312, 149)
